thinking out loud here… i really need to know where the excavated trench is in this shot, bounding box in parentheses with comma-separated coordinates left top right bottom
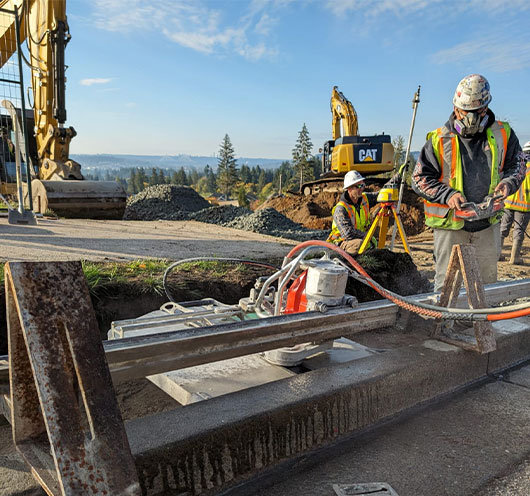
(0, 250, 431, 355)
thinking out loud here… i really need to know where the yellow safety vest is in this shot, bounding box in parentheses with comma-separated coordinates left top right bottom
(424, 121, 510, 230)
(504, 161, 530, 212)
(327, 193, 370, 244)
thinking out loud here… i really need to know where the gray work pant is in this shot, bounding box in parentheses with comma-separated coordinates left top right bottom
(433, 223, 501, 292)
(500, 209, 530, 243)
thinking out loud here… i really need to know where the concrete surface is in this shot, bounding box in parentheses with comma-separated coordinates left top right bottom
(1, 346, 530, 495)
(0, 217, 295, 262)
(124, 318, 530, 495)
(240, 369, 530, 496)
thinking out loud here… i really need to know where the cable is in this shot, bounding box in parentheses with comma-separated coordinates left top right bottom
(284, 240, 530, 321)
(163, 257, 279, 302)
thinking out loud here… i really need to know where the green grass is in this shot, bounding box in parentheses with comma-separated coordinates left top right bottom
(175, 260, 250, 278)
(81, 259, 169, 297)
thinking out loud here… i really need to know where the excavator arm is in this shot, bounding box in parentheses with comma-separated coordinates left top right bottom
(0, 0, 79, 180)
(330, 85, 358, 139)
(0, 0, 126, 218)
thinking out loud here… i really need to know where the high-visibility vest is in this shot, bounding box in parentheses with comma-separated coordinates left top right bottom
(504, 162, 530, 212)
(327, 193, 370, 244)
(423, 121, 510, 230)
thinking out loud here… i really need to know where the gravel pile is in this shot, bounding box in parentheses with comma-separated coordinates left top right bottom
(188, 205, 251, 224)
(123, 186, 327, 241)
(124, 185, 211, 221)
(226, 207, 327, 241)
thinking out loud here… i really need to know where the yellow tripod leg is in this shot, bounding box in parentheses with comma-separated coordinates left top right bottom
(377, 210, 390, 249)
(392, 205, 410, 254)
(359, 209, 382, 254)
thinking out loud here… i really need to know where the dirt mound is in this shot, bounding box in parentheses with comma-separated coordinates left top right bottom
(349, 249, 432, 302)
(124, 185, 211, 220)
(257, 187, 425, 236)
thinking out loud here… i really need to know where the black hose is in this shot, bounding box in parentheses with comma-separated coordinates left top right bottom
(163, 257, 279, 302)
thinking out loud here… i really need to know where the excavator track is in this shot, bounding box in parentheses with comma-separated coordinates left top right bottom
(31, 179, 127, 219)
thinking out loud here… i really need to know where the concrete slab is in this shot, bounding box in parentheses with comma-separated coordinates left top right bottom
(302, 338, 377, 370)
(246, 375, 530, 496)
(125, 317, 530, 495)
(506, 366, 530, 388)
(147, 354, 296, 405)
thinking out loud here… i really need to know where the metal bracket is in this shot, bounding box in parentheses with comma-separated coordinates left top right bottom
(432, 244, 496, 353)
(5, 261, 140, 495)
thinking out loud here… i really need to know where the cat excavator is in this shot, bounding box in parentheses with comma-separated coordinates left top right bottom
(0, 0, 126, 218)
(301, 86, 395, 195)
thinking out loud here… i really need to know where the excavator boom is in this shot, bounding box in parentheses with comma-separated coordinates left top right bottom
(301, 86, 394, 195)
(0, 0, 126, 218)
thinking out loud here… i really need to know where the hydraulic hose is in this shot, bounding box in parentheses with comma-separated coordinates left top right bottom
(285, 240, 530, 321)
(163, 257, 279, 302)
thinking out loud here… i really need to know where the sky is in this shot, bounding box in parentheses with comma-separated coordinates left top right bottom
(56, 0, 530, 160)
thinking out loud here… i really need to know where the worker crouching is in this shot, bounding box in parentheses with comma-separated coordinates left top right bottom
(327, 170, 377, 254)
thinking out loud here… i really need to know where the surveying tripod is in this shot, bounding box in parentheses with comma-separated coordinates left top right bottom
(358, 184, 410, 255)
(358, 85, 421, 256)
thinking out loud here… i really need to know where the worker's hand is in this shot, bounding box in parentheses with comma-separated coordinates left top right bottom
(447, 192, 466, 210)
(493, 182, 510, 201)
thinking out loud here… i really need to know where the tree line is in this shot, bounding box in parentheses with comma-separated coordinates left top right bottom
(85, 125, 408, 204)
(85, 123, 321, 204)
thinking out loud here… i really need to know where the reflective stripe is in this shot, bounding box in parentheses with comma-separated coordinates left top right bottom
(424, 121, 510, 230)
(328, 193, 370, 244)
(505, 162, 530, 212)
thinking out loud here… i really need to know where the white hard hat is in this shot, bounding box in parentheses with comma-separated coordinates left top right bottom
(453, 74, 492, 111)
(343, 170, 365, 190)
(523, 141, 530, 153)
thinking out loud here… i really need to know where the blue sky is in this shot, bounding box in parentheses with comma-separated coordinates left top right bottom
(62, 0, 530, 159)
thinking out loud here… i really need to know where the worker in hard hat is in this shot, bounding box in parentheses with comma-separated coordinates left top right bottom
(499, 140, 530, 264)
(327, 170, 377, 254)
(412, 74, 525, 291)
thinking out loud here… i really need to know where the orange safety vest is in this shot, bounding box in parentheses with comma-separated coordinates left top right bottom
(424, 121, 509, 230)
(327, 193, 370, 244)
(504, 162, 530, 212)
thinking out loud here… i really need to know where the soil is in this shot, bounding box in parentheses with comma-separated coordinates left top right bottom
(257, 185, 425, 236)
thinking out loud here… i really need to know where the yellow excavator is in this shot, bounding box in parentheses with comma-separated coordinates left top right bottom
(301, 86, 395, 195)
(0, 0, 126, 218)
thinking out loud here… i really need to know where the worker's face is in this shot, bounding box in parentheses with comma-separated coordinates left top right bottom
(347, 182, 365, 201)
(454, 105, 487, 120)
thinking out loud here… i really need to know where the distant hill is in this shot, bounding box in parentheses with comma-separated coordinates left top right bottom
(71, 154, 287, 171)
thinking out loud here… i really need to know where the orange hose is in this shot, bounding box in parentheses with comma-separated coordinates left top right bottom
(487, 307, 530, 321)
(287, 240, 443, 319)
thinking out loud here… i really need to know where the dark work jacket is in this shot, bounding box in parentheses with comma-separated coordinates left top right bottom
(411, 110, 525, 232)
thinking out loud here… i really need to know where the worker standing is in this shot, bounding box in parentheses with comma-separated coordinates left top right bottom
(412, 74, 525, 291)
(327, 170, 377, 254)
(500, 140, 530, 264)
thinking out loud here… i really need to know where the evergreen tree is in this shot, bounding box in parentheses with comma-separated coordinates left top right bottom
(257, 170, 266, 194)
(135, 168, 148, 192)
(190, 168, 200, 186)
(291, 123, 314, 190)
(216, 134, 239, 198)
(205, 165, 217, 193)
(237, 185, 249, 207)
(175, 167, 187, 185)
(240, 164, 251, 183)
(392, 135, 406, 170)
(128, 169, 138, 194)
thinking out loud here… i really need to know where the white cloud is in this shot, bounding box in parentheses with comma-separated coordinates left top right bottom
(325, 0, 529, 16)
(79, 78, 112, 86)
(90, 0, 284, 61)
(432, 39, 530, 73)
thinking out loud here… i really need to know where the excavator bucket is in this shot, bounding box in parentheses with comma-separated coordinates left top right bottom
(30, 179, 127, 219)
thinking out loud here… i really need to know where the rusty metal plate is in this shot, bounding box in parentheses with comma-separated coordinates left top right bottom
(5, 261, 140, 495)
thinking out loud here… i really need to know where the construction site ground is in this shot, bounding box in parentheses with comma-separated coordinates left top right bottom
(1, 211, 530, 495)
